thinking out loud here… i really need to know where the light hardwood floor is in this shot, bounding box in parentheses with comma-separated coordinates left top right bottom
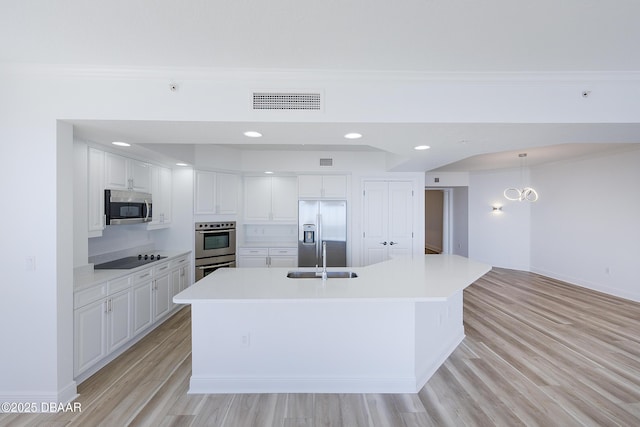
(2, 268, 640, 426)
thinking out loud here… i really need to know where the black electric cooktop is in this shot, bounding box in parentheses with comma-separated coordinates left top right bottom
(95, 254, 164, 270)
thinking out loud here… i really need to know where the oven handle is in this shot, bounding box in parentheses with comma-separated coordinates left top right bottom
(197, 229, 234, 234)
(197, 261, 235, 270)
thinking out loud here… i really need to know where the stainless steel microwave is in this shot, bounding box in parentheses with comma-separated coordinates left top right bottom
(105, 189, 152, 225)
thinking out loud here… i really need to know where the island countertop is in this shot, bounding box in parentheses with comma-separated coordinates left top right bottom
(174, 254, 491, 303)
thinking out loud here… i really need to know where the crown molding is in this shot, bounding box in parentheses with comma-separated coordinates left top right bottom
(3, 62, 640, 84)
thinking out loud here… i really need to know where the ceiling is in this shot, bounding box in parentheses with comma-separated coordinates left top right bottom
(5, 1, 640, 171)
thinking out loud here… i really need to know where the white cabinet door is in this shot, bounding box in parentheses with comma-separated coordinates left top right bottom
(269, 256, 297, 268)
(104, 153, 129, 190)
(153, 272, 171, 321)
(298, 175, 347, 199)
(88, 147, 105, 236)
(149, 165, 172, 226)
(171, 268, 181, 310)
(106, 290, 132, 353)
(129, 160, 151, 192)
(194, 170, 216, 214)
(321, 175, 348, 198)
(195, 171, 240, 214)
(132, 280, 153, 335)
(238, 256, 269, 268)
(74, 299, 107, 375)
(244, 176, 273, 221)
(216, 172, 239, 214)
(298, 175, 323, 198)
(271, 176, 298, 221)
(362, 181, 413, 266)
(104, 153, 150, 192)
(178, 263, 191, 292)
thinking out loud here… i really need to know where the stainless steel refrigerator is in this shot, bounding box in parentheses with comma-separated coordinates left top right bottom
(298, 200, 347, 267)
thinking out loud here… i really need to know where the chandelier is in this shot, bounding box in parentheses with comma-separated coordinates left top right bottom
(504, 153, 538, 202)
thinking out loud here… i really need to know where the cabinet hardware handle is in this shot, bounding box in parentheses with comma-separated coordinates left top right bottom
(380, 241, 388, 245)
(389, 241, 397, 245)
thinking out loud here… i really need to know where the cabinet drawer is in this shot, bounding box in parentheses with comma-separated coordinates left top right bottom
(75, 283, 107, 308)
(268, 247, 298, 256)
(153, 262, 171, 276)
(131, 268, 153, 283)
(169, 256, 189, 269)
(238, 247, 268, 256)
(108, 276, 132, 294)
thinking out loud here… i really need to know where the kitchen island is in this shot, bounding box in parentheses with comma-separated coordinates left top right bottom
(174, 254, 491, 394)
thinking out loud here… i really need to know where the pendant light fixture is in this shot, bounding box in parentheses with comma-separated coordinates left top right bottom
(504, 153, 539, 202)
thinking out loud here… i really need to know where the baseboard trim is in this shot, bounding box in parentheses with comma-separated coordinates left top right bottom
(189, 375, 420, 394)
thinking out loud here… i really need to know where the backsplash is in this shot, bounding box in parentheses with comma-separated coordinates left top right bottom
(88, 224, 155, 264)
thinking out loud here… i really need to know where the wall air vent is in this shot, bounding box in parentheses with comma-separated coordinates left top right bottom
(252, 92, 322, 110)
(319, 158, 333, 167)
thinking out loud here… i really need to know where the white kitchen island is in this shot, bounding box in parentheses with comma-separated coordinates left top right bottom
(174, 254, 491, 394)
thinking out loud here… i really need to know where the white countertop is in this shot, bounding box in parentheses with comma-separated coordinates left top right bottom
(174, 254, 491, 303)
(74, 251, 191, 291)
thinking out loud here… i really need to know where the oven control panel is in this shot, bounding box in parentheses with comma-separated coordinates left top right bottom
(195, 222, 236, 230)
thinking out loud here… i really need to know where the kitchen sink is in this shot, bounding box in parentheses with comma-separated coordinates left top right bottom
(286, 271, 358, 279)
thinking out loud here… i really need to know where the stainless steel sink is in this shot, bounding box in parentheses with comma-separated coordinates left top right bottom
(286, 271, 358, 279)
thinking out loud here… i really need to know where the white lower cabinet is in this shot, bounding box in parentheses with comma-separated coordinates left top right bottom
(74, 254, 192, 380)
(238, 247, 297, 268)
(153, 265, 172, 322)
(74, 286, 132, 375)
(74, 296, 107, 375)
(132, 272, 153, 335)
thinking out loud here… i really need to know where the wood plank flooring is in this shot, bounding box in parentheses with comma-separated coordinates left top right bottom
(2, 268, 640, 426)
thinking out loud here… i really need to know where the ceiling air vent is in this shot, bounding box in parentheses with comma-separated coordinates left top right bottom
(252, 92, 322, 110)
(319, 158, 333, 167)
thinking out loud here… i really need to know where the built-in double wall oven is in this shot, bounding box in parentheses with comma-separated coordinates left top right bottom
(194, 221, 236, 281)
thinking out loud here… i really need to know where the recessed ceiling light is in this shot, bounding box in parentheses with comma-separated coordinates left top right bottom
(244, 131, 262, 138)
(414, 145, 431, 150)
(264, 171, 274, 174)
(112, 141, 130, 147)
(176, 162, 189, 167)
(344, 132, 362, 139)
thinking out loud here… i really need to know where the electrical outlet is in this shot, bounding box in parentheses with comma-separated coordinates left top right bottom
(25, 256, 36, 271)
(241, 333, 250, 347)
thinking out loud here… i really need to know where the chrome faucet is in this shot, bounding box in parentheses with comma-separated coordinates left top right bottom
(320, 241, 327, 280)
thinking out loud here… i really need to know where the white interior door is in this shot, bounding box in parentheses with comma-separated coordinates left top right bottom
(362, 180, 413, 266)
(387, 181, 413, 259)
(362, 181, 389, 266)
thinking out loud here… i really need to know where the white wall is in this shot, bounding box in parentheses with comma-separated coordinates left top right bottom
(530, 147, 640, 301)
(451, 187, 469, 257)
(1, 63, 640, 402)
(469, 169, 531, 270)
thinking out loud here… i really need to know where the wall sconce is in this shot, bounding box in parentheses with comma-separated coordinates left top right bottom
(492, 206, 503, 213)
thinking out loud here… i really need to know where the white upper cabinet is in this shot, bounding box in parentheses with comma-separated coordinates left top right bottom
(244, 176, 297, 222)
(87, 147, 105, 237)
(194, 170, 240, 215)
(148, 165, 172, 228)
(298, 175, 347, 199)
(105, 153, 151, 193)
(216, 172, 240, 214)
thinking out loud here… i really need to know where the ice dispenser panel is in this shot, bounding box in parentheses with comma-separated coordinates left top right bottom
(303, 224, 316, 244)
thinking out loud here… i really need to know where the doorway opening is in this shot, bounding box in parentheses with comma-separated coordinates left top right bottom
(425, 190, 444, 254)
(424, 188, 468, 256)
